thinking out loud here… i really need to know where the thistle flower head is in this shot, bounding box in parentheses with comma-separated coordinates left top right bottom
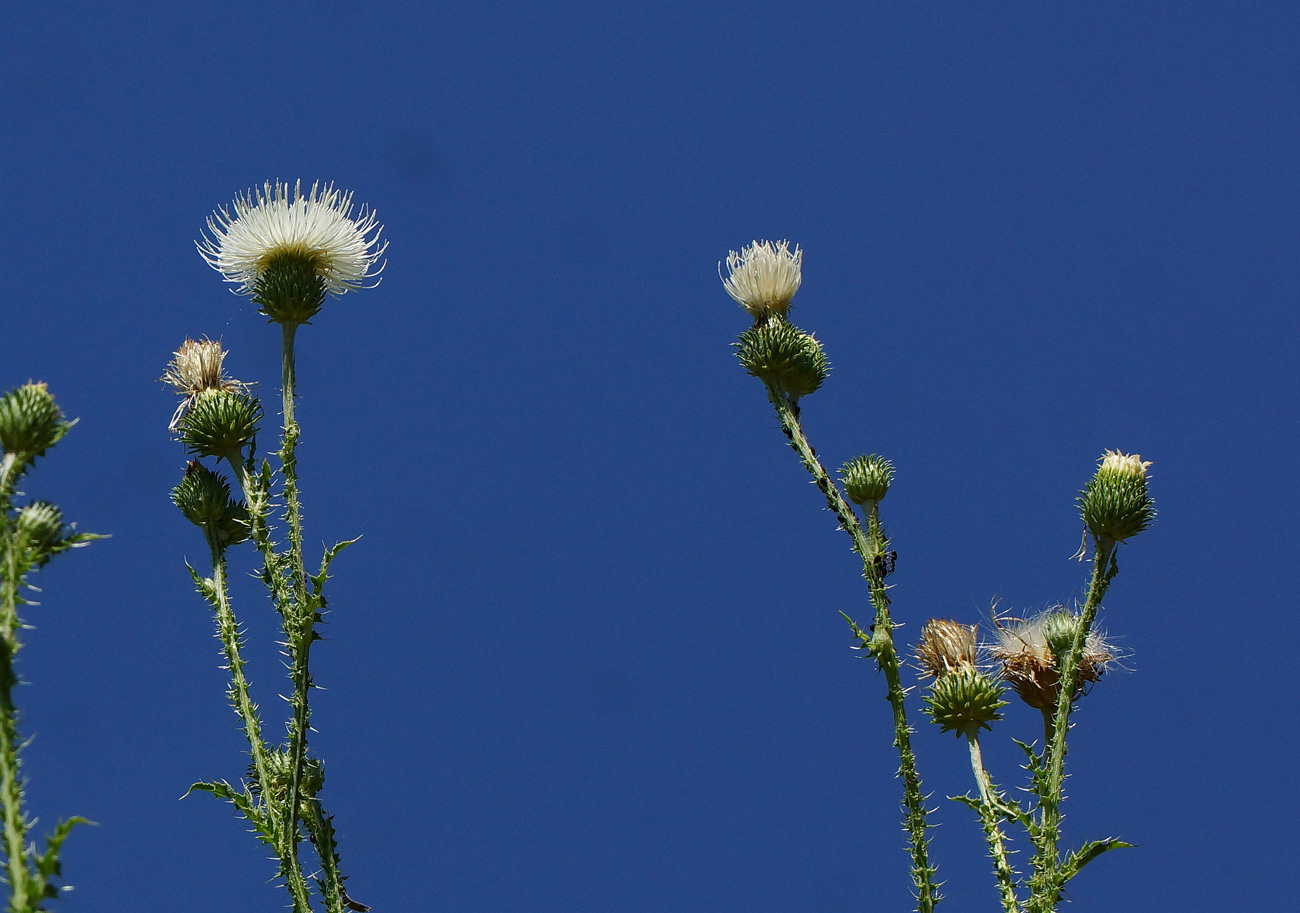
(841, 454, 894, 508)
(1078, 449, 1155, 544)
(161, 338, 249, 432)
(990, 608, 1116, 710)
(916, 618, 979, 678)
(720, 240, 802, 321)
(197, 180, 386, 324)
(0, 382, 72, 464)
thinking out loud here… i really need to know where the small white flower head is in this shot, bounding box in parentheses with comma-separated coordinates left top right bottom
(720, 240, 802, 321)
(197, 180, 386, 323)
(990, 608, 1116, 711)
(161, 338, 249, 432)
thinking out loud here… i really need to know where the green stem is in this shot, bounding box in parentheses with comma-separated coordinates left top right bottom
(1028, 537, 1117, 912)
(765, 385, 938, 912)
(967, 734, 1021, 913)
(203, 532, 312, 912)
(0, 531, 34, 911)
(279, 321, 317, 909)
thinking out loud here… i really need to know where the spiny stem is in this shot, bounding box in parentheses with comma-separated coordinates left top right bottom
(280, 321, 319, 909)
(203, 533, 312, 912)
(0, 531, 34, 911)
(967, 734, 1021, 913)
(1028, 537, 1116, 912)
(765, 384, 938, 912)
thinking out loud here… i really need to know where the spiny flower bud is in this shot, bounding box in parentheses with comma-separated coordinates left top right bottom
(841, 454, 894, 508)
(990, 609, 1115, 711)
(177, 388, 262, 464)
(720, 239, 802, 322)
(923, 666, 1006, 739)
(171, 462, 248, 547)
(161, 338, 250, 432)
(15, 501, 66, 567)
(734, 317, 829, 399)
(916, 618, 979, 678)
(0, 383, 71, 461)
(1078, 450, 1155, 543)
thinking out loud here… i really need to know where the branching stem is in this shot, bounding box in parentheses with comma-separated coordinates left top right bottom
(764, 384, 938, 912)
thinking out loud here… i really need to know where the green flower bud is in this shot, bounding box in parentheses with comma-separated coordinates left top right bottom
(171, 462, 248, 548)
(841, 454, 893, 507)
(15, 500, 66, 567)
(1078, 450, 1155, 543)
(178, 388, 261, 463)
(0, 383, 71, 461)
(923, 666, 1006, 739)
(734, 317, 830, 399)
(252, 251, 328, 326)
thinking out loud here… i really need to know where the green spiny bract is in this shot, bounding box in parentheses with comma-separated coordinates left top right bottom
(734, 317, 829, 399)
(172, 462, 249, 548)
(1078, 450, 1155, 543)
(253, 252, 328, 326)
(0, 383, 71, 462)
(841, 454, 894, 507)
(178, 388, 262, 462)
(923, 667, 1007, 739)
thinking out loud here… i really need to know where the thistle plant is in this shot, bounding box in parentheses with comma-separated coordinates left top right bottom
(0, 383, 97, 911)
(169, 180, 384, 913)
(721, 241, 1155, 912)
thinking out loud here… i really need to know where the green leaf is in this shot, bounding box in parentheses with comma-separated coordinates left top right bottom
(1060, 836, 1135, 883)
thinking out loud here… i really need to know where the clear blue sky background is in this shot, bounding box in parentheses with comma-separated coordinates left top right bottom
(1, 3, 1295, 911)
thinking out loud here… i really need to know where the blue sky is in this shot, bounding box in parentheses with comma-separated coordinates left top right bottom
(2, 3, 1296, 911)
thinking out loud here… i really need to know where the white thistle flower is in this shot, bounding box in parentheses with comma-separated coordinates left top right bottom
(161, 337, 249, 432)
(1099, 450, 1153, 479)
(197, 180, 386, 296)
(720, 239, 802, 320)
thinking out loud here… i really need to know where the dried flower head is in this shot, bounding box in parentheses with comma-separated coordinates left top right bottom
(197, 180, 386, 298)
(990, 609, 1115, 710)
(720, 240, 802, 321)
(161, 338, 249, 432)
(916, 618, 979, 679)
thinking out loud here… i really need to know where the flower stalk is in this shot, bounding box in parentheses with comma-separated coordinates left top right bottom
(172, 181, 382, 911)
(765, 384, 938, 911)
(0, 383, 95, 912)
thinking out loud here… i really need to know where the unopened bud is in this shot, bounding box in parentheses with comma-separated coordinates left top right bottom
(0, 383, 71, 462)
(15, 501, 66, 567)
(923, 666, 1006, 739)
(841, 454, 893, 508)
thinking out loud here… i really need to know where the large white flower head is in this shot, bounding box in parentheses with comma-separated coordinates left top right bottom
(197, 180, 386, 298)
(720, 239, 802, 321)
